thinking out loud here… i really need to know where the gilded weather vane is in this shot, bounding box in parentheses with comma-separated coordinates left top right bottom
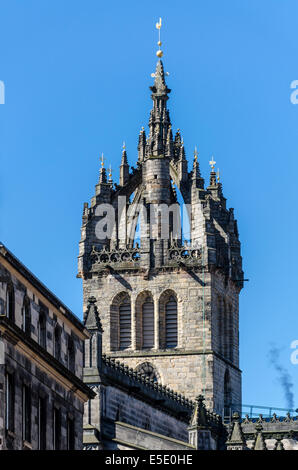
(100, 153, 105, 168)
(156, 17, 163, 58)
(151, 18, 170, 78)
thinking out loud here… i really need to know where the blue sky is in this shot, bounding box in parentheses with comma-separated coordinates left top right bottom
(1, 0, 298, 411)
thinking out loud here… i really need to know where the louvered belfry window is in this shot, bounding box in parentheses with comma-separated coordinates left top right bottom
(165, 296, 178, 348)
(119, 301, 131, 349)
(142, 297, 154, 349)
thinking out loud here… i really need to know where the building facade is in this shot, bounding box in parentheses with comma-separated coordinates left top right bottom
(0, 243, 93, 450)
(78, 57, 244, 415)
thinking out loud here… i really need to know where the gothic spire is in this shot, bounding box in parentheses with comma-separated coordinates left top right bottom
(192, 147, 204, 189)
(147, 60, 171, 157)
(98, 153, 107, 184)
(192, 147, 201, 177)
(150, 60, 171, 97)
(165, 124, 174, 158)
(120, 142, 129, 186)
(121, 142, 128, 165)
(138, 127, 146, 162)
(99, 166, 107, 184)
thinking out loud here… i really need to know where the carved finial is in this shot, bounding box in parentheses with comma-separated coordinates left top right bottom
(108, 165, 113, 182)
(194, 146, 198, 161)
(217, 168, 220, 183)
(122, 141, 126, 150)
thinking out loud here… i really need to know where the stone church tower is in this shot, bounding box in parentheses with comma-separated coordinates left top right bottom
(78, 57, 244, 415)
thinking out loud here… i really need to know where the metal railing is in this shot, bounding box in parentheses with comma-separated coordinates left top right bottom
(223, 403, 298, 423)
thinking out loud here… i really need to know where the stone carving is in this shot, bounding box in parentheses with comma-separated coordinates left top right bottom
(90, 245, 140, 270)
(167, 240, 202, 267)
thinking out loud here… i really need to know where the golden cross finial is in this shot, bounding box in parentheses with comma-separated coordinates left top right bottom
(194, 146, 198, 161)
(122, 141, 126, 150)
(217, 168, 220, 183)
(156, 17, 163, 58)
(209, 156, 216, 171)
(108, 165, 112, 180)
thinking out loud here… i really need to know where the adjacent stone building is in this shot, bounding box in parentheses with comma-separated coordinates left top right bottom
(0, 243, 94, 450)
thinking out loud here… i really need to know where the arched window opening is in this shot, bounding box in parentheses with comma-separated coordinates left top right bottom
(119, 300, 131, 350)
(38, 313, 46, 348)
(22, 297, 31, 335)
(165, 296, 177, 348)
(54, 325, 61, 361)
(6, 284, 15, 321)
(142, 297, 154, 349)
(67, 337, 75, 373)
(136, 362, 159, 383)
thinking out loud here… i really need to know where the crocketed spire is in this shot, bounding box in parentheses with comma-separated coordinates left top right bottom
(99, 166, 107, 184)
(120, 143, 129, 186)
(147, 60, 172, 157)
(138, 127, 146, 162)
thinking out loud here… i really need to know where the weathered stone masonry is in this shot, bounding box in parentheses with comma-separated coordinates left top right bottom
(78, 58, 244, 416)
(0, 244, 93, 450)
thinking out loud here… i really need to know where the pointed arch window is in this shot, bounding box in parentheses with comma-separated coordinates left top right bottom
(142, 297, 154, 349)
(165, 296, 177, 348)
(119, 300, 131, 350)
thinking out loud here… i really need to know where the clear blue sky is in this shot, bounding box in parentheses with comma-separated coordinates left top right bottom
(1, 0, 298, 411)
